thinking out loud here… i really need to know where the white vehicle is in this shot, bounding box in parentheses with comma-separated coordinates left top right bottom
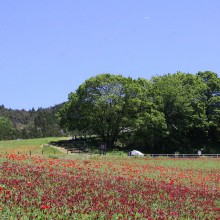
(128, 150, 144, 156)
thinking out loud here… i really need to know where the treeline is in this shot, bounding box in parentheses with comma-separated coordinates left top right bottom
(0, 104, 65, 140)
(1, 71, 219, 154)
(58, 71, 220, 153)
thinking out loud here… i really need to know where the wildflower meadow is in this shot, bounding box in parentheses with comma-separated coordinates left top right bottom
(0, 139, 219, 219)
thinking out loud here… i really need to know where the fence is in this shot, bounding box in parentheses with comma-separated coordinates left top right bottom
(0, 149, 219, 158)
(0, 150, 58, 156)
(146, 154, 220, 158)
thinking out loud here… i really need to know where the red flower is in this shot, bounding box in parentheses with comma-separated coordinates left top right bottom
(27, 182, 32, 187)
(41, 205, 51, 210)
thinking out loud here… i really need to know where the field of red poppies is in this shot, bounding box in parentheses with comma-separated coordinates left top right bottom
(0, 153, 219, 219)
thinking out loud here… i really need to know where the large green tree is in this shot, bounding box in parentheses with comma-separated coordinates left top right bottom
(0, 116, 15, 140)
(197, 71, 220, 147)
(123, 78, 167, 151)
(58, 74, 163, 149)
(150, 72, 208, 152)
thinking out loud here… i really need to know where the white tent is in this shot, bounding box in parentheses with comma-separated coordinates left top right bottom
(129, 150, 144, 156)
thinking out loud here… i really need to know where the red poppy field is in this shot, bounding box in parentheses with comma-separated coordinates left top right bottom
(0, 153, 219, 219)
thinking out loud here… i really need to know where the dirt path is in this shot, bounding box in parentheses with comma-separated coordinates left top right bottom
(41, 144, 70, 154)
(50, 145, 69, 153)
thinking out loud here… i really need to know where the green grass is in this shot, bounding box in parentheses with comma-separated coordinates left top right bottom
(0, 137, 69, 156)
(0, 138, 219, 167)
(145, 157, 220, 170)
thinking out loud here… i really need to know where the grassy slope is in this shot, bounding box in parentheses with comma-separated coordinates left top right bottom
(0, 137, 69, 156)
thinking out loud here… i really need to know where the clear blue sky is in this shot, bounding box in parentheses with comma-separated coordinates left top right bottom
(1, 0, 220, 110)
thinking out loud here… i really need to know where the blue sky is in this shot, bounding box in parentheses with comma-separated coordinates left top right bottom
(1, 0, 220, 110)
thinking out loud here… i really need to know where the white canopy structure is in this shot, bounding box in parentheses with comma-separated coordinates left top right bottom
(129, 150, 144, 156)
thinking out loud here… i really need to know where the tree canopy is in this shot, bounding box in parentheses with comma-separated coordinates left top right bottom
(58, 72, 220, 153)
(1, 71, 219, 153)
(0, 116, 15, 140)
(58, 74, 163, 148)
(0, 105, 64, 140)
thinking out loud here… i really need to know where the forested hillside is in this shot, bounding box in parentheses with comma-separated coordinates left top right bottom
(0, 104, 65, 140)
